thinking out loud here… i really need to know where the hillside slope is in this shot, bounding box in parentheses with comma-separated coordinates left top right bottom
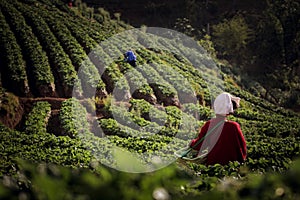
(0, 0, 300, 198)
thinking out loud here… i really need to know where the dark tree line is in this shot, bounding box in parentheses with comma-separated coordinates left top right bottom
(210, 0, 300, 109)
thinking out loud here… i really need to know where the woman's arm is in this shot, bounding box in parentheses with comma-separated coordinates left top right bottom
(234, 123, 247, 162)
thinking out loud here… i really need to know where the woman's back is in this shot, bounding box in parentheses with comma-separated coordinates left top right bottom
(191, 119, 247, 165)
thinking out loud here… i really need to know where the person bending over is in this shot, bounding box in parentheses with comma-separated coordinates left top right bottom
(124, 50, 137, 67)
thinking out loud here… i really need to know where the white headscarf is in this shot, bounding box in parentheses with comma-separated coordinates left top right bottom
(213, 92, 240, 115)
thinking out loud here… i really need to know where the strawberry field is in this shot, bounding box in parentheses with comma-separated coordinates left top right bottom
(0, 0, 300, 199)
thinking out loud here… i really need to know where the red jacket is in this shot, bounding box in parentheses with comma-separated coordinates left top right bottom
(190, 119, 247, 165)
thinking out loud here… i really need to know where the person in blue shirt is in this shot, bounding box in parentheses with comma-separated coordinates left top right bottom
(124, 50, 137, 67)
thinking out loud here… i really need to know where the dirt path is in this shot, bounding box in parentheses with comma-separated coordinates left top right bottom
(19, 97, 68, 110)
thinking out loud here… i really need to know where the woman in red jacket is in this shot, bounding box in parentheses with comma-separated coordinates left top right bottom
(189, 92, 247, 165)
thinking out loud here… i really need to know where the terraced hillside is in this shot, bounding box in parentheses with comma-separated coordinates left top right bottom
(0, 0, 300, 199)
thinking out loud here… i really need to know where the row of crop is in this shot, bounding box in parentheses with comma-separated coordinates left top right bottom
(168, 37, 219, 80)
(0, 10, 29, 96)
(38, 0, 72, 14)
(234, 100, 300, 130)
(88, 45, 120, 100)
(64, 23, 97, 53)
(100, 100, 201, 140)
(160, 55, 212, 104)
(100, 38, 124, 61)
(41, 0, 121, 42)
(90, 46, 131, 100)
(69, 17, 106, 44)
(59, 12, 98, 53)
(151, 35, 300, 127)
(99, 118, 158, 138)
(59, 98, 91, 138)
(133, 48, 209, 105)
(118, 62, 157, 104)
(24, 101, 51, 134)
(99, 117, 196, 141)
(55, 97, 117, 166)
(148, 37, 220, 105)
(135, 39, 172, 66)
(106, 134, 187, 164)
(0, 0, 55, 97)
(135, 31, 162, 52)
(158, 50, 209, 88)
(158, 36, 225, 100)
(107, 104, 174, 137)
(29, 3, 106, 97)
(226, 82, 298, 118)
(108, 135, 169, 154)
(181, 103, 214, 121)
(135, 63, 179, 106)
(99, 118, 189, 163)
(15, 1, 79, 97)
(107, 40, 183, 106)
(129, 99, 201, 130)
(133, 36, 220, 106)
(226, 97, 300, 138)
(0, 123, 92, 176)
(129, 99, 208, 132)
(244, 134, 300, 172)
(149, 62, 197, 104)
(66, 8, 116, 43)
(236, 117, 300, 138)
(114, 31, 144, 54)
(19, 0, 107, 43)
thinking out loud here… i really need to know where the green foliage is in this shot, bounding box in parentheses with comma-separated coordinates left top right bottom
(0, 0, 55, 96)
(136, 63, 178, 98)
(246, 0, 300, 109)
(0, 160, 191, 200)
(0, 123, 91, 177)
(60, 98, 91, 137)
(2, 157, 300, 199)
(0, 92, 20, 120)
(24, 101, 51, 134)
(30, 3, 105, 94)
(174, 17, 195, 37)
(212, 15, 253, 62)
(0, 10, 29, 96)
(182, 103, 214, 120)
(119, 62, 155, 98)
(198, 34, 217, 59)
(15, 1, 79, 97)
(0, 1, 300, 199)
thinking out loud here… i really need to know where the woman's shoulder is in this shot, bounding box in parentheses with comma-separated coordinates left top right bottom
(225, 120, 240, 127)
(207, 118, 240, 127)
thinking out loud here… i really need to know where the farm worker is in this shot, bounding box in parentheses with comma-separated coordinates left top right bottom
(124, 50, 137, 67)
(189, 92, 247, 165)
(68, 0, 74, 8)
